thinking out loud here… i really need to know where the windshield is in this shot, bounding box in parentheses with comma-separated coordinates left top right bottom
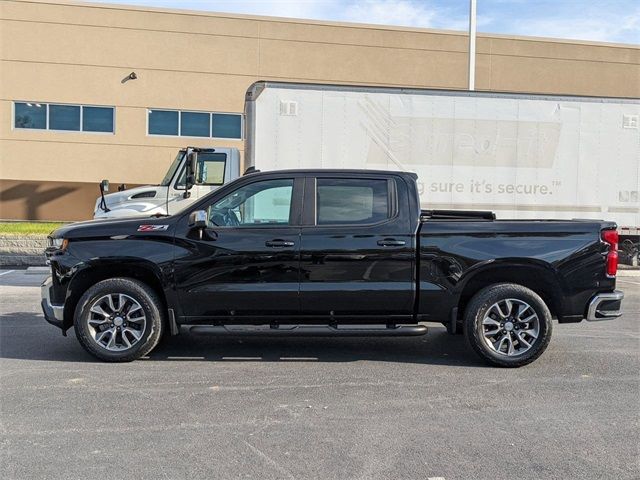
(159, 151, 185, 186)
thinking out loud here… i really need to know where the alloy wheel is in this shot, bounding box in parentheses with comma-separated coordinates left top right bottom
(480, 298, 540, 356)
(86, 293, 147, 351)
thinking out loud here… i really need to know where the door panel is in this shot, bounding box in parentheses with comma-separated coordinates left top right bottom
(174, 227, 300, 318)
(173, 177, 302, 320)
(299, 176, 415, 317)
(300, 228, 414, 316)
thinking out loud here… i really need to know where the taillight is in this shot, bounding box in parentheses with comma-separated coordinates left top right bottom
(601, 229, 618, 277)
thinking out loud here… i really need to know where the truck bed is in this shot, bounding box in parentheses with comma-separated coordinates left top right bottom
(416, 216, 617, 324)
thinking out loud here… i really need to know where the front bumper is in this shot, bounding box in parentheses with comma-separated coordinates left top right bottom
(41, 276, 65, 331)
(586, 290, 624, 321)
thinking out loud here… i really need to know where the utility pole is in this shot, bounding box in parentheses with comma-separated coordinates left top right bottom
(468, 0, 477, 90)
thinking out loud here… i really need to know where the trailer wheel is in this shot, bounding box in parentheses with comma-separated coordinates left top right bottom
(74, 278, 164, 362)
(464, 283, 552, 368)
(621, 239, 638, 267)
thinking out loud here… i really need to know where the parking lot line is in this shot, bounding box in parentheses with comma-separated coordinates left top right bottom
(0, 270, 14, 276)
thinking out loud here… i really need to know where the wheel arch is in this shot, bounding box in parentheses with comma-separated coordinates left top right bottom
(63, 260, 169, 330)
(455, 260, 563, 321)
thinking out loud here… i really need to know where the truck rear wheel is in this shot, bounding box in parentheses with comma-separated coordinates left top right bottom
(464, 283, 552, 368)
(74, 278, 164, 362)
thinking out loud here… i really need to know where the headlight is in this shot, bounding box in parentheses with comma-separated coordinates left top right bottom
(48, 237, 68, 250)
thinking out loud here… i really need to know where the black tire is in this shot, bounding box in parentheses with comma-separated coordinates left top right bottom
(74, 278, 164, 362)
(464, 283, 552, 368)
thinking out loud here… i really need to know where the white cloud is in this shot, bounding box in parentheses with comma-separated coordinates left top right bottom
(82, 0, 640, 44)
(341, 0, 439, 28)
(106, 0, 334, 18)
(514, 10, 640, 43)
(200, 0, 337, 20)
(87, 0, 469, 31)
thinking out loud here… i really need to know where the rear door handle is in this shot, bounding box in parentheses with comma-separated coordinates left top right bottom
(377, 238, 406, 247)
(265, 239, 295, 248)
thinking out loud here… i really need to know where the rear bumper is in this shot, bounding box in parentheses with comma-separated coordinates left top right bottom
(586, 290, 624, 321)
(41, 276, 65, 331)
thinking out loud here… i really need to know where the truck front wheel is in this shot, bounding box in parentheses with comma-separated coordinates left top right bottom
(74, 278, 164, 362)
(464, 283, 552, 367)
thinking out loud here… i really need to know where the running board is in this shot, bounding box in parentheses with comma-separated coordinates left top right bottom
(187, 324, 428, 337)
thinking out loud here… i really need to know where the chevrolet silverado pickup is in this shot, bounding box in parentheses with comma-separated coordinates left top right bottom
(42, 169, 624, 367)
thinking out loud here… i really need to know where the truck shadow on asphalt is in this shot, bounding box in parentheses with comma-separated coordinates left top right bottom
(0, 312, 488, 368)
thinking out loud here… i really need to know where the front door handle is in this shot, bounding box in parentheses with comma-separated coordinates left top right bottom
(377, 238, 406, 247)
(265, 239, 295, 248)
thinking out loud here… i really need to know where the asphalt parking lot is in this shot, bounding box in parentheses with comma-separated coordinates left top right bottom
(1, 269, 638, 480)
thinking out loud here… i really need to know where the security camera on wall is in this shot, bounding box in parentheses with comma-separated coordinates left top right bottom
(121, 72, 137, 83)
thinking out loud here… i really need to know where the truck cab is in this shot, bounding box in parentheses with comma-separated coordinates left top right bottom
(93, 147, 240, 218)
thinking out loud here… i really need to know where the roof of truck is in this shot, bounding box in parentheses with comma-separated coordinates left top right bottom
(245, 168, 418, 178)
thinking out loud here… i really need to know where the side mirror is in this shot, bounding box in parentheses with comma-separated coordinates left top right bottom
(184, 151, 197, 198)
(185, 152, 197, 188)
(188, 210, 208, 228)
(183, 173, 196, 199)
(100, 179, 110, 193)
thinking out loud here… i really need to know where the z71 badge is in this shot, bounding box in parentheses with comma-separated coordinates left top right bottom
(137, 225, 169, 232)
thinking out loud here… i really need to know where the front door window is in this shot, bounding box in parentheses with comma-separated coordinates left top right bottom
(207, 179, 294, 227)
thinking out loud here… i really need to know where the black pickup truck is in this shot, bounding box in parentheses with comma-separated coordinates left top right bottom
(42, 169, 624, 367)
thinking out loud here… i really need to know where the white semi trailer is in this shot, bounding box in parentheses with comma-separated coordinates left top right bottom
(245, 81, 640, 260)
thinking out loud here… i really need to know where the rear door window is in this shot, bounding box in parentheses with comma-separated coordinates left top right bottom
(316, 178, 390, 225)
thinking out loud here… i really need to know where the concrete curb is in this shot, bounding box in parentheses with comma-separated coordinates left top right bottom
(0, 255, 46, 267)
(0, 235, 47, 267)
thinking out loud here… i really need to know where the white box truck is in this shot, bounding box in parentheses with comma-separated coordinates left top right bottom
(245, 81, 640, 262)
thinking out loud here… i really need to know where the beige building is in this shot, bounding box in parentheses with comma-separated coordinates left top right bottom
(1, 0, 639, 221)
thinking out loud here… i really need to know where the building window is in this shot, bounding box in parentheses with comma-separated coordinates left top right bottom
(14, 103, 47, 129)
(13, 102, 114, 133)
(49, 104, 80, 131)
(148, 109, 178, 135)
(83, 106, 114, 133)
(148, 109, 242, 139)
(181, 111, 210, 137)
(212, 113, 242, 139)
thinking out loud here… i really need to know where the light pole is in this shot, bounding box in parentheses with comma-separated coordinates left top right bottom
(468, 0, 477, 90)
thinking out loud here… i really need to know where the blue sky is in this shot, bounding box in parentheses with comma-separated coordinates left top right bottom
(84, 0, 639, 44)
